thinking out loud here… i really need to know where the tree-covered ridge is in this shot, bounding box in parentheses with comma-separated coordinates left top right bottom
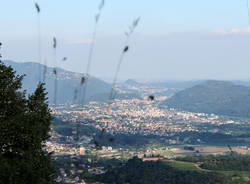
(200, 156, 250, 171)
(177, 155, 250, 171)
(176, 155, 250, 181)
(0, 55, 54, 183)
(3, 60, 141, 104)
(92, 157, 243, 184)
(164, 80, 250, 118)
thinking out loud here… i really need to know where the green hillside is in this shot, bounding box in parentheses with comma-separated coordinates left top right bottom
(91, 157, 241, 184)
(4, 60, 140, 105)
(164, 80, 250, 118)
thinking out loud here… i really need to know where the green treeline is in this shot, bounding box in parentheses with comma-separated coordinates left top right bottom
(201, 156, 250, 171)
(177, 155, 250, 171)
(0, 57, 54, 183)
(93, 157, 243, 184)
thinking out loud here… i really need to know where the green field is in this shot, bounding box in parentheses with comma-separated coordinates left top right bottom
(217, 170, 250, 182)
(165, 160, 250, 182)
(164, 160, 200, 171)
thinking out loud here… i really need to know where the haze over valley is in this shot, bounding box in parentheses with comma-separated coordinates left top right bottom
(3, 0, 250, 183)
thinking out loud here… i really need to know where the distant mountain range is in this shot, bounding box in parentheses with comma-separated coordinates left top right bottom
(164, 80, 250, 118)
(124, 79, 142, 86)
(152, 80, 205, 89)
(3, 60, 140, 105)
(118, 79, 181, 98)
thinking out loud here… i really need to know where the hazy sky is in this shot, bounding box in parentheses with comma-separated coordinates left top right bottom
(1, 0, 250, 80)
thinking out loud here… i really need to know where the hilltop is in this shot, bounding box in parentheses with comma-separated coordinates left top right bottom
(124, 79, 141, 86)
(164, 80, 250, 118)
(4, 60, 140, 105)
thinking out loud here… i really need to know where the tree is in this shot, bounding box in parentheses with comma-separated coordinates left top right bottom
(0, 44, 54, 184)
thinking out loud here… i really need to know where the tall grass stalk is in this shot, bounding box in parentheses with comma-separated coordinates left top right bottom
(79, 0, 105, 106)
(35, 3, 42, 82)
(247, 0, 250, 24)
(43, 59, 47, 83)
(53, 37, 58, 105)
(74, 0, 106, 152)
(107, 17, 140, 111)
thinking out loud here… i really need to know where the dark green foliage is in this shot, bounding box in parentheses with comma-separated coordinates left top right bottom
(177, 155, 250, 172)
(164, 80, 250, 118)
(201, 156, 250, 171)
(93, 157, 239, 184)
(0, 58, 54, 183)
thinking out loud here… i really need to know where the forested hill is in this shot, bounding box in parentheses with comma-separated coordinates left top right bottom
(92, 157, 239, 184)
(164, 80, 250, 118)
(4, 60, 140, 105)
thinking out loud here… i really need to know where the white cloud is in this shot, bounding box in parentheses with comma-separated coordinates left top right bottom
(212, 27, 250, 36)
(211, 29, 228, 36)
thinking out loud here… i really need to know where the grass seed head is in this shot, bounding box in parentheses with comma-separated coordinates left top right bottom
(35, 3, 40, 13)
(99, 0, 105, 11)
(148, 95, 155, 101)
(95, 13, 100, 22)
(133, 17, 141, 28)
(81, 76, 86, 85)
(53, 37, 57, 49)
(124, 46, 129, 52)
(53, 68, 57, 75)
